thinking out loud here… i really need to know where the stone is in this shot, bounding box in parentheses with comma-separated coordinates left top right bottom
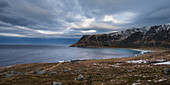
(127, 70, 133, 72)
(76, 74, 85, 80)
(10, 71, 17, 74)
(5, 71, 22, 78)
(74, 70, 79, 73)
(71, 72, 75, 74)
(163, 76, 170, 79)
(48, 71, 57, 76)
(9, 71, 21, 75)
(93, 63, 97, 66)
(33, 70, 45, 75)
(97, 70, 101, 72)
(30, 69, 36, 71)
(63, 70, 68, 73)
(5, 74, 13, 78)
(86, 75, 90, 78)
(132, 83, 141, 85)
(71, 60, 80, 64)
(0, 73, 3, 76)
(162, 68, 170, 74)
(53, 81, 62, 85)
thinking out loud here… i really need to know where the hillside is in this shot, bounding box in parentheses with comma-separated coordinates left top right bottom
(70, 24, 170, 48)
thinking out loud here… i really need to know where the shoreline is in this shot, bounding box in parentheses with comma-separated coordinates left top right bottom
(0, 47, 169, 84)
(0, 47, 167, 69)
(0, 47, 156, 68)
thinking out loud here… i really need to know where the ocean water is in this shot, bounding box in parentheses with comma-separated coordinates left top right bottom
(0, 44, 142, 67)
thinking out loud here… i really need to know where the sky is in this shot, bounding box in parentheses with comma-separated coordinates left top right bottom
(0, 0, 170, 38)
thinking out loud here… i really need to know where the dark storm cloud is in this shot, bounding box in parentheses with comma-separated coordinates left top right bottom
(0, 1, 9, 8)
(0, 0, 169, 38)
(0, 1, 9, 13)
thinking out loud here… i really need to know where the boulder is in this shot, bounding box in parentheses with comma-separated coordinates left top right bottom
(48, 71, 57, 76)
(162, 68, 170, 74)
(53, 81, 62, 85)
(127, 70, 133, 72)
(76, 74, 85, 80)
(33, 70, 46, 75)
(5, 74, 13, 78)
(63, 70, 68, 73)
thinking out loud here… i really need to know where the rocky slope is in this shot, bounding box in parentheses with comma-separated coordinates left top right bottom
(70, 24, 170, 48)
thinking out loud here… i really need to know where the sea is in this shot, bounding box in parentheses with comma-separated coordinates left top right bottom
(0, 37, 146, 67)
(0, 44, 147, 67)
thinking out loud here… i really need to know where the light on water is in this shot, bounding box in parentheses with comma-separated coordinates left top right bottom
(0, 45, 143, 67)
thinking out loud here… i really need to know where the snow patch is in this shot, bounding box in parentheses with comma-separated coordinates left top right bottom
(58, 61, 65, 63)
(158, 79, 167, 82)
(126, 60, 147, 64)
(154, 61, 170, 65)
(132, 83, 141, 85)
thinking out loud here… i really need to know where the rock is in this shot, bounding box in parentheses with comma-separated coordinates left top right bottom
(158, 79, 167, 82)
(9, 71, 21, 75)
(76, 74, 85, 80)
(33, 70, 46, 75)
(97, 70, 101, 72)
(53, 81, 62, 85)
(110, 65, 119, 68)
(163, 76, 170, 79)
(71, 60, 80, 64)
(86, 75, 90, 78)
(127, 70, 133, 72)
(0, 73, 3, 76)
(132, 83, 141, 85)
(71, 72, 75, 74)
(63, 70, 68, 73)
(30, 69, 36, 71)
(48, 71, 57, 76)
(71, 70, 79, 74)
(162, 68, 170, 74)
(10, 71, 17, 74)
(74, 70, 79, 73)
(93, 63, 97, 66)
(5, 74, 13, 78)
(5, 71, 22, 78)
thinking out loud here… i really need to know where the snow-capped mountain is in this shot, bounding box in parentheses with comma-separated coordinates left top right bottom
(70, 24, 170, 48)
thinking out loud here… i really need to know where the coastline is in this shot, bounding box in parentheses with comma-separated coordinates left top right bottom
(0, 47, 157, 68)
(0, 47, 169, 84)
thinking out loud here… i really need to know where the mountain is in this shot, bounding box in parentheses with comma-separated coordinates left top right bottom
(70, 24, 170, 48)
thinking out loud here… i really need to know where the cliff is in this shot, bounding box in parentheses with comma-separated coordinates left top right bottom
(70, 24, 170, 48)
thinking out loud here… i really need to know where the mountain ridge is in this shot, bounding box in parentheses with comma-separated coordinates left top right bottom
(70, 24, 170, 48)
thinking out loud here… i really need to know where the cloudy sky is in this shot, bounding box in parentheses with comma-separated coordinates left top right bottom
(0, 0, 170, 38)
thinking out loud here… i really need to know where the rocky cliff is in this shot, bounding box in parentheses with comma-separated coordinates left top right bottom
(70, 24, 170, 48)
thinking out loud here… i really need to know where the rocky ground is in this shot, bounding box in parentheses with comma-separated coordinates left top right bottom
(0, 49, 170, 85)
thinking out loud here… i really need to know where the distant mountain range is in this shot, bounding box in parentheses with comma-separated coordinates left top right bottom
(0, 37, 79, 45)
(70, 24, 170, 48)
